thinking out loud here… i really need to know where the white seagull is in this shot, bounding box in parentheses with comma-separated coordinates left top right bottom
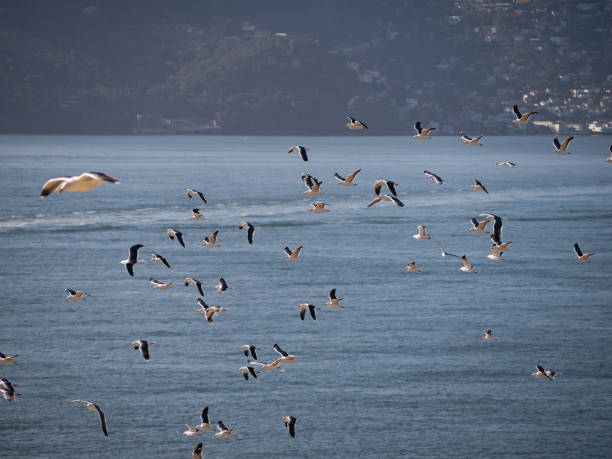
(412, 121, 435, 140)
(166, 228, 185, 247)
(185, 278, 204, 296)
(282, 416, 300, 438)
(531, 365, 558, 381)
(273, 343, 299, 364)
(572, 243, 594, 263)
(460, 133, 484, 146)
(469, 179, 489, 193)
(186, 188, 207, 203)
(196, 407, 214, 431)
(214, 421, 237, 438)
(468, 217, 490, 234)
(302, 174, 324, 196)
(0, 378, 21, 401)
(334, 169, 361, 186)
(288, 145, 309, 162)
(0, 352, 19, 365)
(404, 262, 422, 273)
(215, 277, 231, 293)
(66, 400, 109, 437)
(512, 104, 538, 126)
(119, 244, 144, 277)
(298, 303, 320, 320)
(130, 340, 155, 360)
(148, 253, 171, 268)
(324, 288, 344, 308)
(374, 180, 398, 196)
(187, 208, 203, 221)
(196, 298, 228, 323)
(486, 244, 505, 261)
(40, 172, 119, 198)
(459, 255, 477, 273)
(236, 366, 261, 381)
(239, 221, 256, 245)
(368, 194, 404, 207)
(149, 277, 173, 290)
(183, 424, 205, 437)
(553, 136, 574, 155)
(496, 161, 517, 168)
(192, 442, 203, 459)
(482, 330, 496, 341)
(345, 115, 368, 130)
(480, 214, 511, 251)
(308, 202, 330, 213)
(65, 288, 90, 301)
(202, 230, 220, 248)
(413, 225, 432, 240)
(241, 345, 261, 360)
(284, 246, 303, 262)
(424, 170, 445, 185)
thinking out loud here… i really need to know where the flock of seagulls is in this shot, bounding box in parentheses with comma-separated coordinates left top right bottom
(1, 106, 608, 458)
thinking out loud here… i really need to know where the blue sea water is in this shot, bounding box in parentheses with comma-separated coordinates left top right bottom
(0, 134, 611, 458)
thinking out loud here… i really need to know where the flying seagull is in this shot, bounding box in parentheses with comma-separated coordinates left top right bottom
(307, 202, 331, 213)
(553, 137, 574, 155)
(187, 209, 203, 221)
(149, 277, 173, 290)
(196, 407, 213, 431)
(301, 174, 324, 196)
(345, 115, 368, 130)
(469, 179, 489, 193)
(119, 244, 144, 277)
(0, 352, 19, 365)
(130, 340, 155, 360)
(368, 194, 404, 207)
(148, 253, 171, 268)
(192, 442, 203, 459)
(479, 214, 510, 250)
(324, 288, 344, 308)
(185, 278, 205, 296)
(40, 172, 119, 198)
(512, 104, 538, 126)
(273, 343, 299, 364)
(468, 217, 490, 234)
(334, 169, 361, 187)
(202, 230, 220, 248)
(284, 246, 303, 262)
(496, 161, 517, 168)
(282, 416, 300, 438)
(572, 243, 594, 263)
(215, 277, 231, 293)
(482, 330, 496, 341)
(412, 225, 431, 240)
(236, 366, 261, 381)
(0, 378, 21, 401)
(460, 133, 484, 146)
(423, 170, 445, 185)
(531, 365, 558, 381)
(214, 421, 237, 438)
(239, 221, 256, 245)
(186, 189, 207, 203)
(298, 303, 319, 320)
(486, 244, 505, 261)
(166, 228, 185, 247)
(183, 424, 205, 437)
(241, 345, 261, 360)
(374, 180, 398, 196)
(288, 145, 309, 162)
(65, 289, 90, 301)
(404, 262, 422, 273)
(66, 400, 109, 437)
(248, 359, 282, 371)
(412, 121, 435, 140)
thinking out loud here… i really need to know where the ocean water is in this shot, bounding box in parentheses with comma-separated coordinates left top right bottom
(0, 134, 611, 458)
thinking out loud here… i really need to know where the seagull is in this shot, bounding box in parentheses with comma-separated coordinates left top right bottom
(241, 345, 261, 360)
(273, 343, 299, 364)
(324, 288, 344, 308)
(307, 202, 330, 213)
(459, 255, 477, 273)
(282, 416, 300, 438)
(481, 330, 496, 341)
(531, 365, 557, 381)
(302, 174, 324, 196)
(512, 104, 538, 126)
(148, 253, 171, 268)
(468, 217, 490, 234)
(202, 230, 220, 248)
(248, 359, 282, 371)
(412, 225, 431, 240)
(186, 188, 207, 203)
(119, 244, 144, 277)
(215, 277, 231, 293)
(187, 208, 203, 221)
(65, 289, 89, 301)
(334, 169, 361, 186)
(0, 378, 17, 390)
(404, 262, 422, 273)
(496, 161, 517, 168)
(367, 194, 404, 207)
(196, 298, 228, 323)
(183, 424, 205, 437)
(196, 407, 214, 431)
(149, 277, 173, 290)
(239, 221, 255, 245)
(572, 243, 594, 263)
(553, 137, 574, 155)
(0, 352, 19, 365)
(486, 244, 505, 261)
(432, 238, 460, 259)
(284, 246, 303, 262)
(298, 303, 319, 320)
(66, 400, 108, 437)
(469, 179, 489, 193)
(236, 366, 261, 381)
(0, 384, 21, 402)
(460, 133, 484, 146)
(412, 121, 435, 140)
(288, 145, 309, 162)
(214, 421, 237, 438)
(40, 172, 119, 198)
(480, 214, 511, 250)
(166, 228, 185, 247)
(374, 180, 398, 196)
(606, 145, 612, 163)
(185, 278, 204, 296)
(346, 114, 368, 130)
(130, 340, 155, 360)
(192, 442, 203, 459)
(424, 170, 445, 185)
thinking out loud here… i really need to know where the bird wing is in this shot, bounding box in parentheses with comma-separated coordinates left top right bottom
(561, 137, 574, 150)
(200, 407, 209, 424)
(193, 442, 203, 459)
(474, 136, 484, 142)
(298, 147, 308, 162)
(422, 128, 435, 136)
(475, 179, 488, 193)
(288, 146, 298, 153)
(217, 421, 228, 432)
(414, 121, 422, 134)
(274, 344, 288, 357)
(346, 169, 361, 182)
(390, 196, 405, 207)
(84, 172, 119, 184)
(461, 256, 471, 269)
(126, 263, 135, 277)
(299, 306, 306, 320)
(293, 246, 303, 257)
(197, 191, 207, 203)
(386, 182, 398, 196)
(553, 138, 561, 149)
(284, 247, 293, 256)
(308, 304, 317, 320)
(209, 231, 219, 243)
(346, 115, 356, 123)
(176, 231, 185, 247)
(247, 226, 254, 244)
(374, 181, 383, 195)
(94, 404, 109, 437)
(196, 281, 204, 296)
(513, 105, 522, 119)
(573, 243, 583, 257)
(476, 220, 490, 231)
(460, 133, 472, 141)
(40, 177, 68, 197)
(334, 172, 346, 182)
(329, 288, 337, 300)
(128, 244, 143, 262)
(367, 196, 384, 207)
(289, 418, 296, 437)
